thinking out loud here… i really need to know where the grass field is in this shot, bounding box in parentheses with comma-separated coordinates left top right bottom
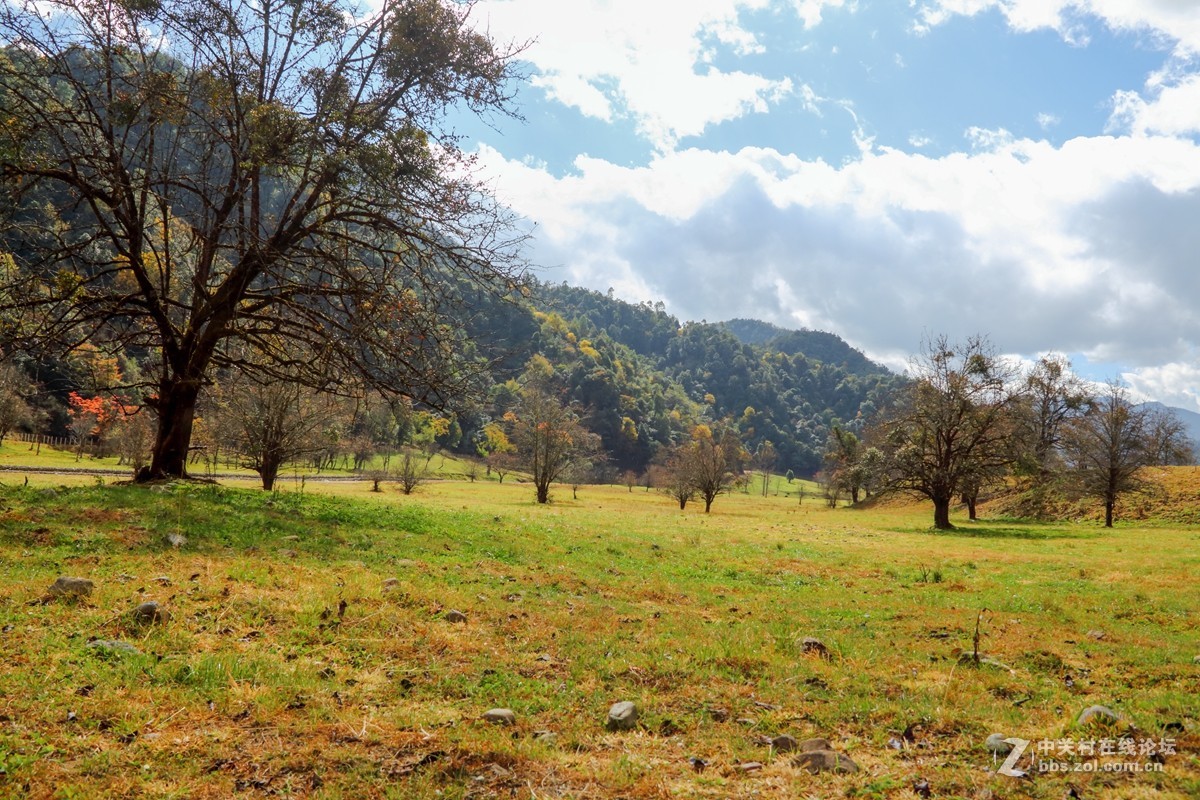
(0, 473, 1196, 799)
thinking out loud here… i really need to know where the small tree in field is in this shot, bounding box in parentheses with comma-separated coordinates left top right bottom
(506, 383, 600, 504)
(653, 449, 695, 510)
(222, 377, 332, 491)
(395, 450, 428, 495)
(686, 424, 741, 513)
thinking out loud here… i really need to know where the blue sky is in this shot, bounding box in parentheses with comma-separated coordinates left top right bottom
(460, 0, 1200, 411)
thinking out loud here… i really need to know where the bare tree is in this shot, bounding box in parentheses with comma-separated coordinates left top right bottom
(1017, 354, 1089, 480)
(0, 0, 526, 481)
(653, 449, 695, 510)
(753, 440, 777, 497)
(222, 376, 332, 490)
(877, 335, 1024, 530)
(1063, 381, 1193, 527)
(394, 449, 428, 495)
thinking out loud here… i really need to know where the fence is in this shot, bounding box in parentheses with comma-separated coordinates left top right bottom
(8, 431, 75, 448)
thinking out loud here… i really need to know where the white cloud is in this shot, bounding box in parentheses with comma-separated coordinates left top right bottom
(1037, 112, 1061, 129)
(474, 0, 851, 150)
(1109, 73, 1200, 137)
(476, 126, 1200, 371)
(914, 1, 1200, 53)
(1123, 363, 1200, 414)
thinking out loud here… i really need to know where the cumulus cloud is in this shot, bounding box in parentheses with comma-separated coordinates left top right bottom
(1123, 363, 1200, 414)
(476, 127, 1200, 388)
(914, 1, 1200, 53)
(473, 0, 854, 150)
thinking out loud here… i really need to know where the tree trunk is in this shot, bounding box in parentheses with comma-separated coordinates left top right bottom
(967, 497, 977, 521)
(536, 483, 549, 504)
(146, 379, 202, 481)
(932, 495, 954, 530)
(1104, 499, 1114, 528)
(704, 495, 714, 513)
(678, 496, 687, 510)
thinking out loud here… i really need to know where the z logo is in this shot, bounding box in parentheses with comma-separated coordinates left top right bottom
(998, 737, 1030, 777)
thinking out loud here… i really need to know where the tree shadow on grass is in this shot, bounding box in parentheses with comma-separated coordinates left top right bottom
(923, 522, 1104, 540)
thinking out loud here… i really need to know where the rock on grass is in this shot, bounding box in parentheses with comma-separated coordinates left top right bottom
(47, 576, 93, 600)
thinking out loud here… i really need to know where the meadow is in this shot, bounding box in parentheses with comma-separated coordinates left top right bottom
(0, 465, 1196, 799)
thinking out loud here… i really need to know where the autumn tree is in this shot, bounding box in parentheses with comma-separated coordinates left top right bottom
(1062, 381, 1193, 527)
(0, 0, 526, 481)
(686, 424, 742, 513)
(506, 383, 599, 504)
(877, 335, 1023, 530)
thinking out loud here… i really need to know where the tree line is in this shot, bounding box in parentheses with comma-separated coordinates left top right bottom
(820, 336, 1194, 529)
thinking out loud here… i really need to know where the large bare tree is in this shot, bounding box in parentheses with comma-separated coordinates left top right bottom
(0, 0, 525, 480)
(878, 335, 1023, 530)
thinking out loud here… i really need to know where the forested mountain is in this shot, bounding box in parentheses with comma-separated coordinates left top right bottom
(505, 282, 903, 474)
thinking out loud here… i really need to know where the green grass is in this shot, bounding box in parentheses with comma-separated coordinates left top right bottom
(0, 475, 1197, 798)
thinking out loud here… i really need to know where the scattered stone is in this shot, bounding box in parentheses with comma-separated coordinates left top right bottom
(800, 637, 832, 660)
(47, 576, 93, 600)
(152, 576, 172, 586)
(482, 708, 517, 726)
(166, 532, 187, 548)
(117, 574, 136, 583)
(395, 559, 418, 568)
(985, 733, 1014, 755)
(887, 737, 905, 750)
(769, 734, 798, 753)
(913, 778, 932, 798)
(1077, 705, 1123, 727)
(735, 717, 757, 726)
(1192, 655, 1200, 665)
(606, 701, 638, 731)
(533, 730, 557, 745)
(277, 549, 298, 559)
(792, 749, 860, 774)
(280, 535, 300, 542)
(1086, 630, 1106, 641)
(659, 719, 681, 736)
(382, 578, 402, 592)
(798, 738, 833, 753)
(688, 756, 708, 773)
(535, 654, 553, 662)
(131, 601, 169, 626)
(86, 639, 140, 656)
(444, 610, 468, 624)
(736, 762, 764, 773)
(1164, 721, 1185, 735)
(708, 707, 729, 723)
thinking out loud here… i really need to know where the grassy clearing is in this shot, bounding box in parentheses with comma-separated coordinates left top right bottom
(0, 475, 1197, 799)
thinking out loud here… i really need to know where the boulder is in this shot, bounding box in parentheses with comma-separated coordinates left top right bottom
(131, 601, 170, 625)
(606, 701, 638, 731)
(482, 708, 517, 726)
(792, 749, 859, 774)
(1077, 705, 1123, 726)
(47, 576, 93, 600)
